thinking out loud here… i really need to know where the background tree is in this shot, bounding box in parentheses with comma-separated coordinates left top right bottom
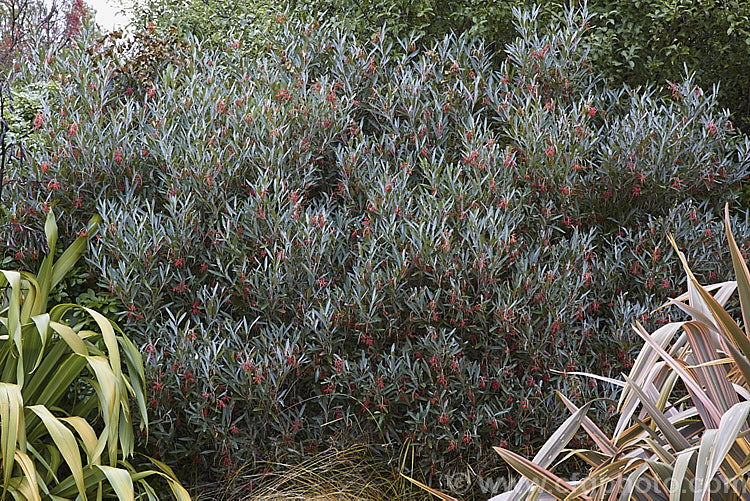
(0, 0, 90, 73)
(128, 0, 750, 131)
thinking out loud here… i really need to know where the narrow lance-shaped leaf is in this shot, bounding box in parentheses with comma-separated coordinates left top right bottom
(725, 203, 750, 341)
(495, 446, 590, 501)
(696, 402, 750, 500)
(27, 405, 87, 501)
(621, 374, 691, 452)
(0, 383, 23, 500)
(95, 465, 134, 501)
(507, 404, 590, 499)
(634, 322, 723, 427)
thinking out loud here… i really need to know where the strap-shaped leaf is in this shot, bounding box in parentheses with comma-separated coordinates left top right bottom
(118, 335, 148, 430)
(567, 458, 644, 499)
(666, 281, 736, 309)
(28, 405, 87, 501)
(675, 220, 750, 379)
(0, 383, 24, 498)
(619, 463, 650, 501)
(642, 436, 675, 464)
(670, 451, 694, 501)
(682, 321, 738, 415)
(557, 392, 617, 455)
(644, 460, 673, 495)
(621, 375, 691, 452)
(655, 371, 679, 416)
(49, 464, 107, 498)
(634, 324, 723, 427)
(508, 404, 590, 499)
(29, 314, 51, 372)
(33, 355, 88, 409)
(60, 417, 99, 465)
(18, 273, 41, 326)
(725, 204, 750, 341)
(95, 465, 134, 501)
(141, 456, 192, 501)
(695, 429, 717, 501)
(616, 322, 683, 437)
(49, 215, 101, 291)
(82, 307, 121, 379)
(724, 340, 750, 393)
(84, 356, 119, 465)
(13, 449, 40, 501)
(118, 412, 134, 460)
(616, 358, 669, 446)
(553, 371, 625, 388)
(1, 271, 24, 387)
(695, 402, 750, 500)
(35, 210, 58, 314)
(27, 405, 87, 501)
(495, 446, 588, 500)
(48, 322, 89, 356)
(687, 276, 750, 376)
(669, 235, 715, 322)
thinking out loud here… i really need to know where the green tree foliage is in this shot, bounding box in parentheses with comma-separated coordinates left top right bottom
(584, 0, 750, 131)
(130, 0, 750, 129)
(129, 0, 289, 55)
(0, 0, 91, 73)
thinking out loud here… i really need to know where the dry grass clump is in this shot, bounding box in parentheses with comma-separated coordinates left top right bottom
(196, 445, 427, 500)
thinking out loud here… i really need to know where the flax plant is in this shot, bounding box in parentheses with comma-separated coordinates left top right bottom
(0, 211, 189, 500)
(494, 205, 750, 500)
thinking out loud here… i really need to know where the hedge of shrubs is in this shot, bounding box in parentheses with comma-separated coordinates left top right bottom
(4, 4, 750, 496)
(137, 0, 750, 132)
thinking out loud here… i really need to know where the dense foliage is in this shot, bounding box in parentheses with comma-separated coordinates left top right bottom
(0, 210, 189, 500)
(0, 0, 89, 73)
(131, 0, 750, 131)
(495, 207, 750, 499)
(3, 3, 750, 497)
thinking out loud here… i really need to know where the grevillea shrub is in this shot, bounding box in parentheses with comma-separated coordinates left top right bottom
(6, 4, 750, 496)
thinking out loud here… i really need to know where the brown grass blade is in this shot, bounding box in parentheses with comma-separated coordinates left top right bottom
(399, 473, 457, 501)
